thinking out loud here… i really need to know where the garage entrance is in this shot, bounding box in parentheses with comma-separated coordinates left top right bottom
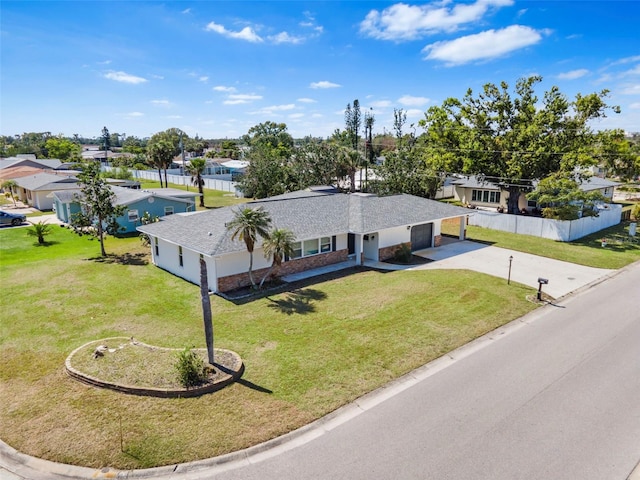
(410, 223, 433, 251)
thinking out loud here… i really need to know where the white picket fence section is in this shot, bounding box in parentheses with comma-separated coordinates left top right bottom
(468, 204, 622, 241)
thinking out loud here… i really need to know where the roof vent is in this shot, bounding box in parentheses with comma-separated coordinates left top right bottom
(208, 232, 212, 236)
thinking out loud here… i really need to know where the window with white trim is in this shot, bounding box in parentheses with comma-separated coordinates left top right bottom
(178, 246, 183, 267)
(289, 236, 334, 260)
(164, 206, 174, 215)
(303, 239, 319, 256)
(154, 237, 159, 256)
(471, 189, 500, 204)
(128, 209, 139, 222)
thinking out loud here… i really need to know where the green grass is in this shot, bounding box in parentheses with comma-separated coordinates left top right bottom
(442, 219, 640, 269)
(139, 180, 245, 209)
(1, 226, 538, 469)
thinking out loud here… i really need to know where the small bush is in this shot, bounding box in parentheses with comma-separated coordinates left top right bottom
(632, 204, 640, 221)
(175, 348, 207, 388)
(393, 243, 412, 263)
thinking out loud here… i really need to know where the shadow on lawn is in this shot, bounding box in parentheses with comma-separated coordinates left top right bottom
(88, 252, 149, 266)
(266, 288, 327, 315)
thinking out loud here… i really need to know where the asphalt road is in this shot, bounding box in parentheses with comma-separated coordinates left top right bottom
(208, 262, 640, 480)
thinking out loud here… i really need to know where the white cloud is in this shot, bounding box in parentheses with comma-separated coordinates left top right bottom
(223, 94, 263, 105)
(199, 76, 209, 83)
(150, 99, 171, 106)
(622, 65, 640, 77)
(252, 104, 296, 114)
(628, 102, 640, 109)
(182, 8, 191, 14)
(620, 84, 640, 95)
(205, 21, 263, 43)
(370, 100, 392, 108)
(297, 97, 317, 103)
(609, 55, 640, 66)
(97, 60, 112, 65)
(311, 113, 323, 118)
(557, 69, 589, 80)
(103, 70, 148, 84)
(398, 95, 429, 107)
(268, 31, 304, 45)
(360, 0, 514, 41)
(422, 25, 543, 66)
(310, 80, 341, 89)
(165, 115, 183, 119)
(125, 112, 144, 118)
(405, 109, 424, 117)
(289, 113, 305, 119)
(213, 85, 237, 93)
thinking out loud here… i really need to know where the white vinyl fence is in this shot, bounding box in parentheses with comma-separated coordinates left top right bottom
(468, 204, 622, 241)
(104, 167, 240, 195)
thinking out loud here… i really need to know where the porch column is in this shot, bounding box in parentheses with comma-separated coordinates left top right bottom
(356, 234, 364, 265)
(459, 216, 466, 240)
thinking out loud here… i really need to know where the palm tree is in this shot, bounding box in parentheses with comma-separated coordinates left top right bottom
(186, 158, 206, 208)
(226, 207, 272, 288)
(259, 228, 296, 289)
(1, 180, 18, 206)
(27, 220, 53, 245)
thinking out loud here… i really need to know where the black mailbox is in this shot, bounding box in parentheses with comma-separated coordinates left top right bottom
(537, 278, 549, 300)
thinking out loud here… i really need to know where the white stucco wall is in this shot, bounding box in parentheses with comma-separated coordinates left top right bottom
(151, 237, 214, 287)
(215, 249, 272, 277)
(377, 226, 410, 248)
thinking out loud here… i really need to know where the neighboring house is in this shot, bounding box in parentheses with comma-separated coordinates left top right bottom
(137, 189, 471, 293)
(0, 157, 63, 171)
(52, 186, 201, 233)
(452, 175, 620, 212)
(12, 172, 79, 210)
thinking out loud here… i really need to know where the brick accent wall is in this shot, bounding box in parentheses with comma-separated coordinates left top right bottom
(216, 249, 349, 292)
(378, 242, 410, 262)
(434, 235, 442, 247)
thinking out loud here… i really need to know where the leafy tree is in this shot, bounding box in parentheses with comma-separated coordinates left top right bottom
(259, 228, 296, 289)
(288, 141, 342, 189)
(226, 206, 272, 288)
(242, 121, 293, 159)
(420, 76, 620, 213)
(44, 136, 81, 160)
(186, 158, 206, 207)
(239, 144, 291, 198)
(26, 220, 53, 245)
(527, 172, 605, 220)
(122, 136, 147, 155)
(70, 162, 125, 257)
(1, 180, 18, 206)
(593, 130, 640, 181)
(338, 148, 363, 193)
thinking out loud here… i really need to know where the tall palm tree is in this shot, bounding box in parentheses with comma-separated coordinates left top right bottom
(186, 158, 206, 208)
(226, 207, 272, 288)
(259, 228, 296, 289)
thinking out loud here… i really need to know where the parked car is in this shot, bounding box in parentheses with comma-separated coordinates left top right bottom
(0, 210, 26, 226)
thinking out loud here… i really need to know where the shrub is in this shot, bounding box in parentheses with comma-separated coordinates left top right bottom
(175, 348, 207, 388)
(393, 243, 412, 263)
(632, 204, 640, 221)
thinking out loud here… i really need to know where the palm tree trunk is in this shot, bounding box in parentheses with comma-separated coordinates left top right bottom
(157, 168, 163, 188)
(248, 251, 256, 287)
(198, 177, 205, 207)
(199, 257, 214, 365)
(259, 263, 275, 289)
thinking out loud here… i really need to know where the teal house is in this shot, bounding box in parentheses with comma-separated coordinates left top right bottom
(52, 186, 200, 233)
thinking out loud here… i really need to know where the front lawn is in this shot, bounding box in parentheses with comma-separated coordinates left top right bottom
(138, 180, 245, 209)
(1, 226, 537, 469)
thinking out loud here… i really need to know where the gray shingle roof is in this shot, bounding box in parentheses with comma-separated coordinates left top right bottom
(138, 192, 470, 257)
(52, 185, 196, 206)
(14, 173, 78, 191)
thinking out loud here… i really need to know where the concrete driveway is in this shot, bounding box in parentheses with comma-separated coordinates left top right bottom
(411, 240, 616, 299)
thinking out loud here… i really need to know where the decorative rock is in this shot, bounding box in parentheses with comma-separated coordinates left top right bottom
(92, 345, 108, 359)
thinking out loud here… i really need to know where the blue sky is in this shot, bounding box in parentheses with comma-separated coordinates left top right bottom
(1, 1, 639, 141)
